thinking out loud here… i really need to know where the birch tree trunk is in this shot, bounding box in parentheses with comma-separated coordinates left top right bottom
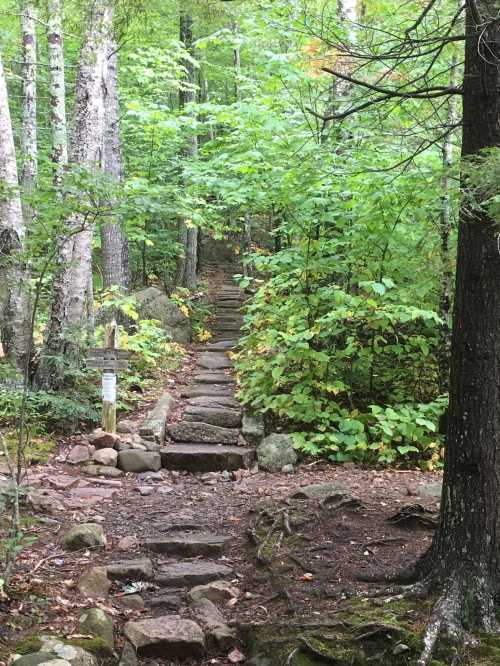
(176, 8, 198, 291)
(38, 0, 111, 387)
(0, 51, 31, 372)
(46, 0, 68, 180)
(101, 40, 131, 295)
(20, 0, 37, 223)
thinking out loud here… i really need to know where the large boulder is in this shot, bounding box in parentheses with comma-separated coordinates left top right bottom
(134, 287, 190, 344)
(257, 434, 297, 472)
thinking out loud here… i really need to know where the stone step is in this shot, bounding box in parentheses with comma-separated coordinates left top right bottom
(216, 300, 242, 308)
(196, 340, 237, 351)
(144, 531, 231, 556)
(180, 384, 234, 398)
(184, 406, 242, 428)
(187, 396, 240, 409)
(168, 421, 239, 444)
(216, 325, 241, 333)
(156, 560, 233, 587)
(124, 616, 204, 658)
(193, 372, 235, 385)
(161, 443, 255, 472)
(197, 352, 233, 370)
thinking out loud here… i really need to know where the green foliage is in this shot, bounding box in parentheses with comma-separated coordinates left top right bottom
(235, 244, 447, 467)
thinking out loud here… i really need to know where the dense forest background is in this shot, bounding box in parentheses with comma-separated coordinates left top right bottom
(0, 0, 470, 466)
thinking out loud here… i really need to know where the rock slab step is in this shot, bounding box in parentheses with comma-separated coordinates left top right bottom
(197, 352, 233, 370)
(161, 444, 255, 472)
(156, 560, 233, 587)
(168, 421, 239, 444)
(184, 406, 241, 428)
(144, 531, 230, 557)
(123, 615, 204, 659)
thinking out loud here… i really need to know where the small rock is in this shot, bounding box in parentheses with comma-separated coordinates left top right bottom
(79, 608, 114, 653)
(242, 413, 265, 445)
(118, 450, 161, 473)
(393, 644, 410, 655)
(117, 420, 136, 434)
(157, 485, 174, 495)
(11, 653, 58, 666)
(291, 482, 349, 501)
(118, 535, 139, 550)
(190, 597, 225, 629)
(221, 470, 231, 481)
(207, 624, 236, 651)
(45, 475, 80, 490)
(81, 465, 124, 478)
(119, 642, 137, 666)
(281, 464, 294, 474)
(116, 441, 132, 451)
(89, 429, 121, 449)
(38, 639, 98, 666)
(137, 471, 163, 482)
(136, 486, 154, 497)
(67, 445, 92, 465)
(106, 557, 153, 581)
(187, 580, 239, 603)
(123, 616, 204, 658)
(257, 433, 297, 472)
(121, 595, 145, 611)
(92, 448, 118, 467)
(62, 523, 106, 551)
(77, 566, 111, 599)
(148, 592, 184, 611)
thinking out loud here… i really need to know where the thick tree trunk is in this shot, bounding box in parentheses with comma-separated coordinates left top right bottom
(415, 4, 500, 660)
(20, 0, 37, 223)
(0, 51, 31, 372)
(46, 0, 68, 180)
(176, 8, 198, 291)
(37, 0, 111, 387)
(101, 41, 131, 294)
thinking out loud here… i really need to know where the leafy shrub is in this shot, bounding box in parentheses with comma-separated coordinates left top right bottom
(235, 246, 446, 467)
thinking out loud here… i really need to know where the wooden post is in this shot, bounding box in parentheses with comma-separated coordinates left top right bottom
(102, 319, 118, 433)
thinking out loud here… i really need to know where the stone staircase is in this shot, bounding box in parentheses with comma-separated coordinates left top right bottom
(162, 280, 255, 472)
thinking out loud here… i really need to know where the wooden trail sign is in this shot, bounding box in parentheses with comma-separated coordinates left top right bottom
(86, 321, 130, 433)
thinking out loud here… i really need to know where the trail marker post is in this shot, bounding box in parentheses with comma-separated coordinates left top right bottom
(86, 320, 129, 433)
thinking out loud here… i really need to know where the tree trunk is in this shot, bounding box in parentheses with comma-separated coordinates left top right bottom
(20, 0, 37, 223)
(101, 40, 131, 295)
(437, 57, 458, 395)
(46, 0, 68, 180)
(416, 3, 500, 660)
(37, 0, 111, 388)
(0, 50, 31, 372)
(176, 8, 198, 290)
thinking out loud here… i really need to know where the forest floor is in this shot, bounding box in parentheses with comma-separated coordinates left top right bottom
(0, 269, 450, 665)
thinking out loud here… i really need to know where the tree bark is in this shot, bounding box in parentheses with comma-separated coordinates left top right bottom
(0, 50, 31, 372)
(101, 40, 131, 295)
(176, 7, 198, 291)
(20, 0, 37, 223)
(46, 0, 68, 181)
(37, 0, 111, 387)
(415, 2, 500, 658)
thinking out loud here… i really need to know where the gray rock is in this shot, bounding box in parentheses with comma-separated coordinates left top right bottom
(81, 465, 124, 478)
(281, 464, 294, 474)
(79, 608, 114, 653)
(135, 287, 190, 343)
(161, 444, 255, 473)
(193, 373, 234, 385)
(62, 523, 106, 551)
(184, 406, 241, 428)
(156, 560, 233, 587)
(257, 434, 297, 472)
(168, 421, 239, 444)
(31, 660, 70, 666)
(415, 481, 442, 498)
(119, 642, 138, 666)
(137, 471, 163, 482)
(141, 441, 161, 452)
(187, 580, 239, 603)
(117, 420, 136, 434)
(190, 597, 225, 628)
(92, 448, 118, 467)
(144, 532, 230, 557)
(180, 385, 234, 398)
(187, 396, 240, 409)
(116, 441, 133, 451)
(138, 392, 176, 444)
(118, 450, 161, 473)
(197, 352, 233, 370)
(136, 485, 154, 496)
(106, 558, 153, 581)
(291, 482, 349, 501)
(148, 591, 184, 611)
(123, 616, 204, 659)
(242, 414, 265, 445)
(120, 595, 145, 611)
(207, 624, 236, 651)
(88, 430, 120, 449)
(77, 566, 111, 599)
(38, 639, 97, 666)
(67, 445, 92, 465)
(12, 653, 57, 666)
